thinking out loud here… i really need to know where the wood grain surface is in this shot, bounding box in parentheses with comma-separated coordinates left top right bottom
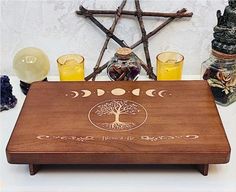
(6, 81, 231, 167)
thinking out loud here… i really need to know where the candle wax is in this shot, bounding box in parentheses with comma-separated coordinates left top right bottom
(157, 59, 183, 80)
(59, 59, 84, 81)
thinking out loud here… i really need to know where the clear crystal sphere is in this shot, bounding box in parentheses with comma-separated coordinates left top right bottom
(13, 47, 50, 83)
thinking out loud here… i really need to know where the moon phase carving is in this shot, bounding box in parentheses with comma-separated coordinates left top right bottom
(146, 89, 156, 97)
(65, 91, 79, 99)
(132, 88, 140, 96)
(66, 88, 172, 98)
(111, 88, 126, 96)
(158, 90, 172, 98)
(97, 89, 105, 97)
(81, 90, 92, 98)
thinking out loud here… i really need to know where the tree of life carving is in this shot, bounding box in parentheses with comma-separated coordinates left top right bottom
(95, 100, 139, 130)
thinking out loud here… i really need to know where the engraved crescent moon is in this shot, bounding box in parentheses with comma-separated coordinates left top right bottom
(132, 88, 140, 96)
(71, 91, 79, 98)
(158, 90, 167, 98)
(146, 89, 156, 97)
(111, 88, 126, 96)
(97, 89, 105, 97)
(81, 90, 91, 97)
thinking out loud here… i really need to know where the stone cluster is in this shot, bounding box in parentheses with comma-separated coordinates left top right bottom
(1, 75, 17, 112)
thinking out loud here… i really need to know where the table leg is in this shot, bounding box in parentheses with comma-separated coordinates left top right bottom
(29, 164, 40, 175)
(197, 164, 209, 176)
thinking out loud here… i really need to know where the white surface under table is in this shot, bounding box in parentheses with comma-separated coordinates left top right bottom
(1, 76, 236, 192)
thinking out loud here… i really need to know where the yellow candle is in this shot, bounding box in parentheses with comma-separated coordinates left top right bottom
(156, 52, 184, 80)
(57, 54, 84, 81)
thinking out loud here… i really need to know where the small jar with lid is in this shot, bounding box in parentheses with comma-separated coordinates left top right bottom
(107, 48, 141, 81)
(202, 50, 236, 106)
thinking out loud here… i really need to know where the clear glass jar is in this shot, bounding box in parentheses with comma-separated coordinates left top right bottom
(202, 51, 236, 106)
(107, 48, 141, 81)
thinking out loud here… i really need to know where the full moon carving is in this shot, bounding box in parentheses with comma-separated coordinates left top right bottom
(111, 88, 126, 96)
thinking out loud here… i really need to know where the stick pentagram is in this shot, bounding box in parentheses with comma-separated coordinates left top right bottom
(76, 0, 193, 81)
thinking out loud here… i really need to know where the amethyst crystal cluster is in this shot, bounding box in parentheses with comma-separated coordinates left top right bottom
(1, 75, 17, 111)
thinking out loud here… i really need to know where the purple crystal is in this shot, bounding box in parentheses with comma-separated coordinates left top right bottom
(1, 75, 17, 112)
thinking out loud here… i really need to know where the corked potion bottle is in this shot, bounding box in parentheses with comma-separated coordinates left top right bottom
(107, 48, 141, 81)
(202, 0, 236, 106)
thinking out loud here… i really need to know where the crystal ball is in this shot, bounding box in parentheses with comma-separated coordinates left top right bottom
(13, 47, 50, 83)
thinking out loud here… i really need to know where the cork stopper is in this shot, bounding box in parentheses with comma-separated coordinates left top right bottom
(212, 49, 236, 60)
(115, 48, 132, 60)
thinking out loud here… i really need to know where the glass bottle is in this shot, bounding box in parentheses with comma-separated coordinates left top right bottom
(107, 48, 141, 81)
(202, 50, 236, 106)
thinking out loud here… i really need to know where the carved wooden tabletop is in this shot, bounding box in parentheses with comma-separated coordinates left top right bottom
(6, 81, 231, 175)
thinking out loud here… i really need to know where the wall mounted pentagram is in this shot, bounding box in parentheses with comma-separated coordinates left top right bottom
(76, 0, 193, 81)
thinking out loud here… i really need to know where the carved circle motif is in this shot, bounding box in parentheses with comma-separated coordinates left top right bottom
(88, 99, 148, 132)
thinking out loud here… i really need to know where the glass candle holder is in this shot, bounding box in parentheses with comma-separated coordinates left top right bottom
(156, 52, 184, 80)
(57, 54, 84, 81)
